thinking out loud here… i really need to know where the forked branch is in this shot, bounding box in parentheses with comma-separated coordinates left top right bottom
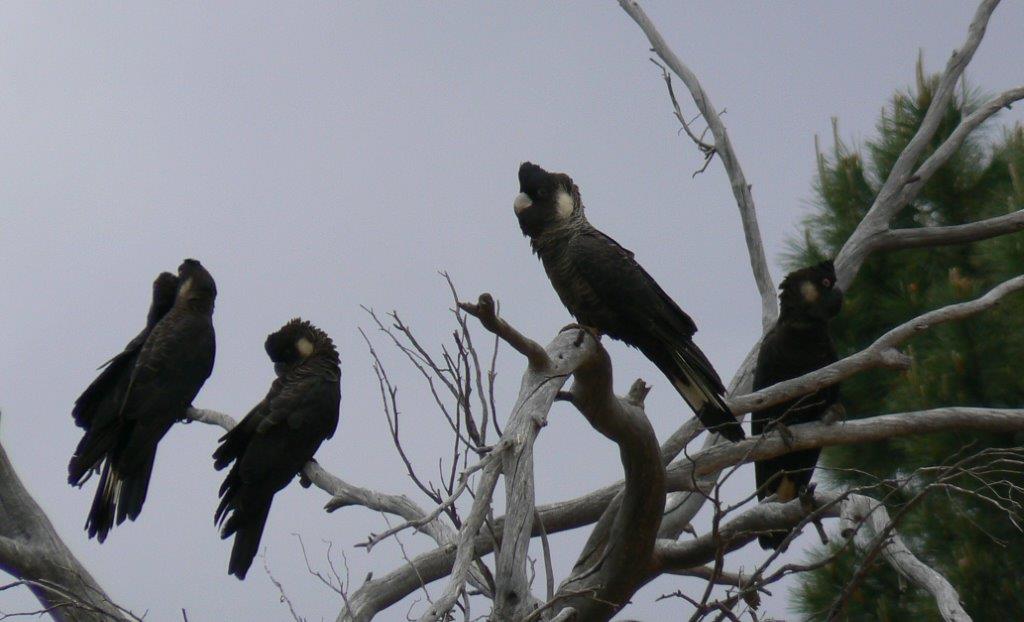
(459, 293, 550, 369)
(834, 0, 1011, 288)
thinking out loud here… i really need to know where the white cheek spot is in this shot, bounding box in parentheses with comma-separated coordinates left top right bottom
(296, 337, 314, 357)
(555, 190, 574, 220)
(513, 192, 533, 215)
(800, 281, 820, 303)
(176, 277, 193, 301)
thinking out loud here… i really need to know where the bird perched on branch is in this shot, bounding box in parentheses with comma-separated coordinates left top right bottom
(69, 271, 179, 483)
(513, 161, 743, 441)
(213, 319, 341, 579)
(752, 260, 843, 549)
(72, 259, 217, 542)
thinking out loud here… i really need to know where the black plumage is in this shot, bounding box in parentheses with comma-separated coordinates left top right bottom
(752, 260, 843, 549)
(513, 162, 743, 441)
(79, 259, 217, 542)
(213, 319, 341, 580)
(68, 271, 178, 485)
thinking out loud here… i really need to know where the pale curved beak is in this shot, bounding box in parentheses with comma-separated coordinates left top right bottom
(513, 192, 533, 215)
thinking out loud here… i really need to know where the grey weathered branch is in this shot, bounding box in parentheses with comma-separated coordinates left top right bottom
(485, 326, 597, 621)
(189, 408, 457, 548)
(417, 452, 502, 622)
(894, 86, 1024, 213)
(618, 0, 777, 330)
(728, 275, 1024, 416)
(340, 312, 669, 622)
(872, 208, 1024, 252)
(834, 0, 1005, 289)
(338, 324, 604, 622)
(838, 495, 971, 622)
(551, 367, 664, 619)
(633, 0, 1021, 560)
(654, 490, 970, 621)
(356, 454, 494, 553)
(654, 492, 847, 573)
(459, 293, 550, 370)
(665, 408, 1024, 492)
(325, 406, 1024, 620)
(0, 434, 133, 621)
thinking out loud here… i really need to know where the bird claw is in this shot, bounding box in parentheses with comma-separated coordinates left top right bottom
(822, 402, 847, 425)
(800, 484, 829, 544)
(798, 482, 817, 510)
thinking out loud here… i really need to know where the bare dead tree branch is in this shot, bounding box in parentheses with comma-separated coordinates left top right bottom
(666, 408, 1024, 493)
(655, 487, 976, 622)
(650, 59, 717, 175)
(0, 427, 134, 622)
(872, 207, 1024, 251)
(459, 293, 550, 370)
(357, 451, 496, 553)
(262, 553, 306, 622)
(417, 453, 502, 622)
(368, 316, 608, 622)
(894, 85, 1024, 217)
(324, 404, 1024, 621)
(728, 275, 1024, 416)
(833, 0, 1007, 288)
(551, 369, 664, 619)
(833, 495, 972, 622)
(189, 408, 459, 549)
(620, 0, 1019, 565)
(617, 0, 777, 330)
(466, 320, 602, 620)
(0, 578, 143, 622)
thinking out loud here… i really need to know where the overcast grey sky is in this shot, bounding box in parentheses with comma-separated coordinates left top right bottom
(2, 2, 1022, 620)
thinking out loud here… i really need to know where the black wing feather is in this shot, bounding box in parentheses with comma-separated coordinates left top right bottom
(215, 372, 339, 579)
(568, 230, 742, 440)
(85, 307, 215, 539)
(752, 324, 838, 549)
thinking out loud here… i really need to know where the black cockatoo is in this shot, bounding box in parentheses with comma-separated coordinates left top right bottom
(213, 319, 341, 579)
(69, 271, 179, 484)
(77, 259, 217, 542)
(513, 162, 743, 441)
(752, 260, 843, 549)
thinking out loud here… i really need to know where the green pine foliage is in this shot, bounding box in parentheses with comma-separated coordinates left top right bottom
(787, 62, 1024, 620)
